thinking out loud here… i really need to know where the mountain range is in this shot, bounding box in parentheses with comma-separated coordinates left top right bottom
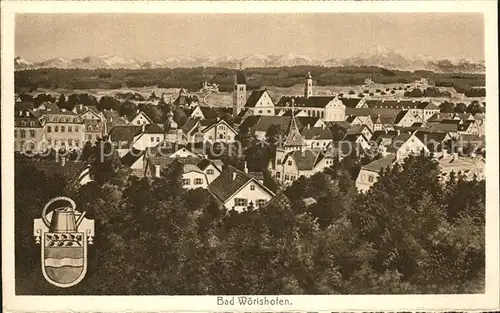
(15, 48, 485, 73)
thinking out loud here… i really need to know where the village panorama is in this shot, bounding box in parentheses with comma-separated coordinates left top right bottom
(12, 14, 486, 296)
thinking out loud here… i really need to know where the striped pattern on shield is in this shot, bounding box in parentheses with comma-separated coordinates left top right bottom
(42, 232, 87, 287)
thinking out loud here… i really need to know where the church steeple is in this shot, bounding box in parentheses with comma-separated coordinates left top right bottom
(304, 71, 313, 98)
(284, 99, 305, 149)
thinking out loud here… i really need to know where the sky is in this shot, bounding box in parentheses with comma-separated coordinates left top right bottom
(15, 13, 484, 62)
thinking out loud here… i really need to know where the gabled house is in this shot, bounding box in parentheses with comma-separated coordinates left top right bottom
(121, 148, 148, 177)
(131, 123, 165, 150)
(458, 120, 480, 136)
(346, 124, 373, 141)
(386, 131, 429, 161)
(244, 89, 275, 116)
(270, 149, 335, 185)
(200, 119, 238, 143)
(180, 164, 209, 189)
(197, 158, 224, 184)
(393, 110, 425, 128)
(414, 131, 452, 154)
(129, 110, 153, 126)
(346, 115, 374, 131)
(209, 165, 275, 212)
(356, 155, 395, 192)
(301, 125, 334, 150)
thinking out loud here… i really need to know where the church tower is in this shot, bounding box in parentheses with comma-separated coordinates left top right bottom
(233, 69, 247, 116)
(304, 71, 313, 98)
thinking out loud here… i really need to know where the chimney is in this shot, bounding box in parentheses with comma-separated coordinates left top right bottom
(232, 172, 237, 180)
(244, 161, 248, 174)
(60, 156, 66, 167)
(396, 130, 401, 136)
(136, 109, 140, 113)
(154, 165, 161, 177)
(61, 108, 66, 112)
(307, 124, 310, 129)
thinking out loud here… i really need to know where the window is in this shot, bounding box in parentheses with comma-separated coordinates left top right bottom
(136, 121, 140, 125)
(74, 118, 79, 123)
(20, 130, 26, 138)
(87, 125, 93, 131)
(53, 117, 58, 122)
(54, 126, 59, 132)
(30, 121, 35, 127)
(234, 198, 247, 206)
(250, 184, 255, 191)
(194, 178, 204, 185)
(258, 110, 263, 114)
(368, 175, 374, 183)
(47, 138, 52, 144)
(68, 126, 72, 132)
(61, 126, 65, 132)
(47, 126, 52, 133)
(285, 174, 289, 180)
(30, 142, 35, 150)
(75, 140, 80, 147)
(68, 140, 73, 147)
(14, 130, 17, 138)
(267, 110, 271, 113)
(207, 169, 214, 175)
(29, 130, 36, 138)
(182, 178, 190, 186)
(257, 199, 267, 207)
(287, 160, 292, 166)
(151, 137, 155, 142)
(156, 137, 160, 142)
(291, 175, 296, 180)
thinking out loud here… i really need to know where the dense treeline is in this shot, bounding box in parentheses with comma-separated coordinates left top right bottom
(15, 67, 485, 93)
(15, 135, 485, 294)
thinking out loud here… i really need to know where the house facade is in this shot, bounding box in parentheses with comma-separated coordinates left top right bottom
(209, 165, 275, 212)
(14, 110, 45, 152)
(244, 89, 276, 116)
(40, 110, 85, 151)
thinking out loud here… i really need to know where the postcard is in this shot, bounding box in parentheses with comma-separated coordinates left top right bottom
(2, 1, 499, 312)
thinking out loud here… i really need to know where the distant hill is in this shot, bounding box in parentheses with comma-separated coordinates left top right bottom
(15, 47, 485, 74)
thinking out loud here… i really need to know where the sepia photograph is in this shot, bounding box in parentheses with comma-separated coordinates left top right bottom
(2, 1, 499, 312)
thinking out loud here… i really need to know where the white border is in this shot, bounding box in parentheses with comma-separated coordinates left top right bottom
(2, 1, 499, 312)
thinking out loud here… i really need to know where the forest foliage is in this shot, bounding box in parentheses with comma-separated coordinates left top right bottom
(15, 66, 485, 93)
(15, 140, 485, 294)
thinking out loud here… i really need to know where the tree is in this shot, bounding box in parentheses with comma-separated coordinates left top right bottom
(88, 138, 123, 185)
(440, 101, 455, 113)
(120, 100, 137, 118)
(56, 94, 67, 109)
(98, 96, 121, 111)
(329, 123, 347, 141)
(454, 102, 467, 113)
(466, 101, 484, 115)
(265, 124, 283, 145)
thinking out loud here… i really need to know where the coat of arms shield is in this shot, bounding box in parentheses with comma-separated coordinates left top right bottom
(34, 196, 95, 288)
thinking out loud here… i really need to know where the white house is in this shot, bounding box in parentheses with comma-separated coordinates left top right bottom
(270, 149, 336, 185)
(129, 111, 153, 126)
(181, 164, 209, 190)
(355, 155, 395, 192)
(197, 158, 223, 184)
(209, 165, 275, 212)
(244, 89, 276, 116)
(131, 124, 165, 150)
